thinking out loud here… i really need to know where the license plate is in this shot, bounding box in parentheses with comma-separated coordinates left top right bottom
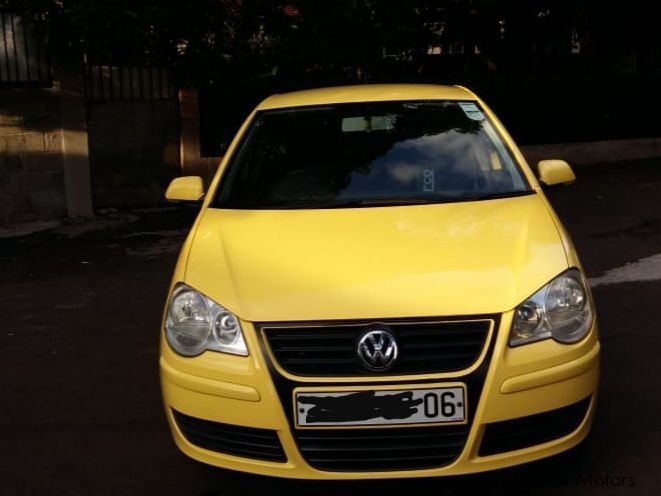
(295, 386, 466, 427)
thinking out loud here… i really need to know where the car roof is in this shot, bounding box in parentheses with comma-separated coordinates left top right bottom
(257, 84, 477, 110)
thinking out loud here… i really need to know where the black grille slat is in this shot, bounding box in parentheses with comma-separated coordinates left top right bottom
(173, 410, 287, 462)
(299, 431, 465, 442)
(396, 329, 485, 338)
(264, 319, 491, 376)
(306, 453, 456, 463)
(479, 397, 591, 456)
(295, 425, 469, 471)
(180, 422, 278, 440)
(278, 357, 357, 364)
(184, 435, 285, 457)
(180, 427, 285, 451)
(303, 456, 458, 471)
(399, 351, 479, 361)
(402, 341, 484, 349)
(276, 345, 355, 352)
(269, 333, 356, 341)
(300, 440, 466, 452)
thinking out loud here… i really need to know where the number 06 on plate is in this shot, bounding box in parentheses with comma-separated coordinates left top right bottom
(295, 385, 467, 428)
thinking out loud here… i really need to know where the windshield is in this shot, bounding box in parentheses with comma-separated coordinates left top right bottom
(213, 101, 531, 209)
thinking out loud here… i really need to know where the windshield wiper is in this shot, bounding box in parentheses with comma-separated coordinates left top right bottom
(341, 193, 533, 206)
(255, 198, 437, 209)
(453, 190, 534, 202)
(245, 191, 534, 209)
(353, 198, 439, 206)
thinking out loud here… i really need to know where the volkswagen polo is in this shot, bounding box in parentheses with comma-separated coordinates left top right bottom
(160, 84, 599, 478)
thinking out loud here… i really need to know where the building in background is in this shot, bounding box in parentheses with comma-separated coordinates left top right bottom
(0, 10, 212, 226)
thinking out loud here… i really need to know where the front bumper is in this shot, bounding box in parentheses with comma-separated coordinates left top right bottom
(160, 311, 599, 479)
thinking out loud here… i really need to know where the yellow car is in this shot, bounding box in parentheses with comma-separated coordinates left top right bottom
(160, 84, 599, 479)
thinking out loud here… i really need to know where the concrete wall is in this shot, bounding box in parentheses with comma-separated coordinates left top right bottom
(87, 100, 180, 206)
(0, 87, 67, 225)
(1, 76, 181, 225)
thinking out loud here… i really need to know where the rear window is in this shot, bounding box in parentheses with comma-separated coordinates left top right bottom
(213, 100, 531, 209)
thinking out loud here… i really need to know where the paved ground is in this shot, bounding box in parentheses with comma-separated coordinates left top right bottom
(2, 159, 661, 495)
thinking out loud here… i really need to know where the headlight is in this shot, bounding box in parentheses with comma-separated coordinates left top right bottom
(510, 269, 593, 346)
(165, 284, 248, 357)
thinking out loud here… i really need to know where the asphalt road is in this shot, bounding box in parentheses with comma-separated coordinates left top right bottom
(2, 159, 661, 495)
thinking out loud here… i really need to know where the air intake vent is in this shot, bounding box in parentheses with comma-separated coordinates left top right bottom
(295, 424, 469, 471)
(479, 396, 592, 456)
(173, 410, 287, 462)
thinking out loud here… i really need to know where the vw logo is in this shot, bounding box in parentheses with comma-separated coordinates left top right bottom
(357, 328, 399, 372)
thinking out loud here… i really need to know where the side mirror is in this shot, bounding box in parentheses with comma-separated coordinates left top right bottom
(165, 176, 205, 202)
(537, 160, 575, 187)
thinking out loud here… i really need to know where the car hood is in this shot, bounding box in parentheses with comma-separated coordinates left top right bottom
(185, 194, 568, 322)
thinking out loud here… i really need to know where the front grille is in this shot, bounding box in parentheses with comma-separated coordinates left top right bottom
(172, 410, 287, 462)
(263, 319, 491, 376)
(295, 424, 469, 471)
(478, 396, 592, 456)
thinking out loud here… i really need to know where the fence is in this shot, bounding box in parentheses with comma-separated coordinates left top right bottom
(0, 11, 51, 85)
(84, 65, 176, 102)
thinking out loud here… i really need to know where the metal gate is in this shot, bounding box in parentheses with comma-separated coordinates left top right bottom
(0, 11, 51, 85)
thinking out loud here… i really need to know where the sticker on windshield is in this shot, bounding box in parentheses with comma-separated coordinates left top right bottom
(422, 169, 435, 192)
(458, 102, 485, 121)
